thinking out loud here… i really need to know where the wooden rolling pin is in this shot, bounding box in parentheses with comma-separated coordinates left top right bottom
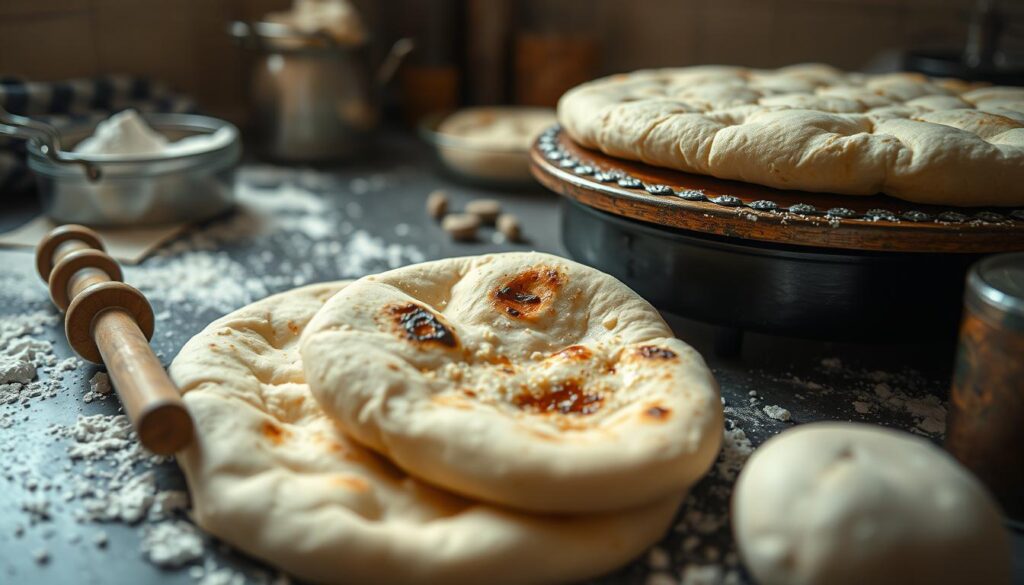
(36, 224, 193, 455)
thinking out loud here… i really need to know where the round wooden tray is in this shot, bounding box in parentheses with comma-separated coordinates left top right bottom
(530, 127, 1024, 254)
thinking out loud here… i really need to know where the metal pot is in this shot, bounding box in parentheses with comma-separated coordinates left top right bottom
(230, 21, 412, 162)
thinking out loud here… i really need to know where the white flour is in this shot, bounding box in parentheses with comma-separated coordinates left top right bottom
(83, 372, 112, 403)
(654, 426, 752, 585)
(142, 521, 205, 567)
(74, 109, 232, 159)
(814, 358, 948, 438)
(762, 405, 791, 422)
(126, 181, 424, 315)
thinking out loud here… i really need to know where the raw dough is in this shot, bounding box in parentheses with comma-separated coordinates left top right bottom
(558, 64, 1024, 206)
(436, 107, 556, 182)
(171, 281, 683, 585)
(732, 422, 1011, 585)
(300, 253, 722, 513)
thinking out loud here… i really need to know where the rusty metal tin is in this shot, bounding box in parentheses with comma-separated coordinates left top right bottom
(946, 252, 1024, 522)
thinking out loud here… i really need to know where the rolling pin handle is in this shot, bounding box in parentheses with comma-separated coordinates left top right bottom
(35, 224, 105, 282)
(48, 249, 124, 311)
(65, 281, 155, 364)
(35, 224, 193, 455)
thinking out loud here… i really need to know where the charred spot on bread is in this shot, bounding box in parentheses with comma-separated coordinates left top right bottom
(262, 421, 289, 445)
(329, 475, 370, 492)
(645, 405, 671, 420)
(513, 379, 603, 415)
(552, 345, 593, 360)
(494, 267, 563, 319)
(387, 303, 457, 347)
(637, 345, 677, 360)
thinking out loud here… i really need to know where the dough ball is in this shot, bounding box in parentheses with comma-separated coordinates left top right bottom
(732, 423, 1011, 585)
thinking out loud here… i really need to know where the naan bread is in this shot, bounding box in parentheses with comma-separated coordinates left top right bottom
(171, 281, 683, 585)
(558, 64, 1024, 206)
(300, 253, 722, 513)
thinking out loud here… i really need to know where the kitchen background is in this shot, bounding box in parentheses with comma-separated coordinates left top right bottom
(3, 0, 1020, 126)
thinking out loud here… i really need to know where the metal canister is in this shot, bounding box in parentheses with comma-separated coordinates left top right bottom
(946, 252, 1024, 522)
(229, 21, 411, 162)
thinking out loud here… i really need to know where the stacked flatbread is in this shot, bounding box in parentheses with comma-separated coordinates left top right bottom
(170, 252, 723, 584)
(558, 64, 1024, 206)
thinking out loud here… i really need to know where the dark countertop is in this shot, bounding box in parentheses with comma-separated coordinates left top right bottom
(0, 133, 1020, 585)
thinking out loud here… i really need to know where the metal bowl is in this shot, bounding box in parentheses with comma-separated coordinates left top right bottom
(27, 113, 241, 227)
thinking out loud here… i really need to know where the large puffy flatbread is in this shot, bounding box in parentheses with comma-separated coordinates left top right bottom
(558, 64, 1024, 206)
(300, 253, 722, 514)
(170, 281, 683, 585)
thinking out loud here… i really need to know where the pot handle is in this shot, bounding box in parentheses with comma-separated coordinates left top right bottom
(0, 106, 101, 181)
(375, 37, 415, 87)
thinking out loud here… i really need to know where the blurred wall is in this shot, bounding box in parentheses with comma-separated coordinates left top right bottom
(0, 0, 991, 121)
(587, 0, 978, 73)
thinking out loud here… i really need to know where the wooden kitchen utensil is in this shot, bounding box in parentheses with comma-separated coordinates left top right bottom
(36, 224, 193, 455)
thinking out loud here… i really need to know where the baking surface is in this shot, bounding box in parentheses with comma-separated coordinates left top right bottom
(532, 128, 1024, 254)
(0, 132, 1021, 585)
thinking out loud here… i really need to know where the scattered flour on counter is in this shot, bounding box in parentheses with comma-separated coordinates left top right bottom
(63, 414, 165, 524)
(83, 372, 112, 403)
(0, 354, 36, 385)
(763, 405, 791, 422)
(128, 251, 270, 314)
(0, 269, 49, 305)
(142, 521, 204, 567)
(715, 427, 754, 483)
(0, 311, 67, 408)
(0, 311, 59, 388)
(124, 181, 425, 317)
(852, 401, 872, 414)
(149, 490, 190, 521)
(21, 494, 51, 524)
(667, 424, 751, 584)
(776, 359, 950, 438)
(190, 558, 292, 585)
(337, 230, 425, 277)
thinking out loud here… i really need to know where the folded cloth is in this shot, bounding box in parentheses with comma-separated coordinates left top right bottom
(0, 76, 196, 193)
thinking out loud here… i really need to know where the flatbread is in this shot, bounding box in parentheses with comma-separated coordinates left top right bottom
(170, 281, 683, 585)
(300, 253, 722, 513)
(558, 64, 1024, 206)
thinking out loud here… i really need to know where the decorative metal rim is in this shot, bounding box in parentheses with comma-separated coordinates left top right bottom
(539, 126, 1024, 226)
